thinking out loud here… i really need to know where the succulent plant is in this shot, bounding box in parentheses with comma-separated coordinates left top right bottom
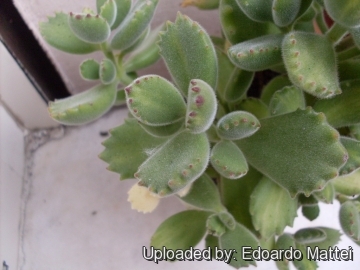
(40, 0, 360, 268)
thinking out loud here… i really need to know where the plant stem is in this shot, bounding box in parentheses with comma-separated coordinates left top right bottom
(337, 46, 360, 62)
(116, 54, 135, 85)
(326, 23, 348, 46)
(315, 11, 328, 34)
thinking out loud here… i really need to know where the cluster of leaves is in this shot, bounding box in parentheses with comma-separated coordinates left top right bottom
(40, 0, 360, 269)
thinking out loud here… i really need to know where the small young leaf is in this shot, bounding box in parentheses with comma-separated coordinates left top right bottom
(185, 79, 217, 134)
(235, 0, 273, 22)
(158, 13, 218, 96)
(206, 124, 221, 143)
(339, 201, 360, 242)
(125, 75, 186, 126)
(99, 0, 117, 26)
(210, 140, 248, 179)
(307, 227, 342, 250)
(228, 34, 284, 71)
(39, 12, 98, 54)
(123, 24, 164, 73)
(151, 210, 210, 250)
(99, 58, 116, 84)
(179, 173, 224, 212)
(272, 0, 301, 27)
(339, 137, 360, 176)
(282, 32, 341, 98)
(333, 170, 360, 197)
(324, 0, 360, 28)
(110, 0, 159, 50)
(120, 27, 150, 56)
(97, 0, 131, 30)
(261, 75, 292, 105)
(217, 111, 260, 140)
(302, 205, 320, 221)
(99, 119, 166, 180)
(136, 131, 210, 197)
(68, 13, 110, 43)
(314, 79, 360, 128)
(294, 228, 327, 244)
(269, 86, 305, 116)
(219, 223, 260, 268)
(237, 108, 348, 197)
(313, 182, 335, 204)
(238, 98, 270, 119)
(250, 177, 298, 239)
(181, 0, 219, 10)
(224, 69, 254, 103)
(139, 120, 184, 138)
(207, 214, 227, 236)
(80, 59, 100, 80)
(48, 83, 116, 125)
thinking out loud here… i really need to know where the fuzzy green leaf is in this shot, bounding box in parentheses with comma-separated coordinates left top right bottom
(295, 228, 326, 244)
(158, 13, 217, 96)
(99, 58, 116, 84)
(339, 137, 360, 176)
(48, 83, 116, 125)
(293, 243, 318, 270)
(219, 223, 260, 268)
(138, 120, 184, 138)
(123, 24, 163, 73)
(80, 59, 100, 80)
(228, 34, 284, 71)
(339, 201, 360, 243)
(350, 27, 360, 48)
(224, 69, 254, 103)
(282, 32, 341, 98)
(185, 79, 217, 134)
(306, 227, 342, 250)
(250, 177, 298, 239)
(68, 13, 110, 43)
(298, 194, 318, 206)
(210, 140, 248, 179)
(314, 79, 360, 128)
(269, 86, 305, 116)
(136, 131, 210, 197)
(113, 89, 126, 106)
(324, 0, 360, 28)
(215, 47, 236, 100)
(205, 234, 219, 259)
(207, 214, 227, 236)
(333, 170, 360, 197)
(110, 0, 159, 50)
(99, 118, 166, 180)
(237, 108, 348, 197)
(151, 210, 210, 250)
(238, 98, 269, 119)
(179, 173, 224, 212)
(313, 182, 335, 204)
(97, 0, 131, 30)
(235, 0, 273, 22)
(272, 0, 301, 27)
(40, 12, 98, 54)
(302, 205, 320, 221)
(261, 75, 292, 105)
(125, 75, 186, 126)
(275, 234, 295, 270)
(99, 0, 117, 26)
(350, 124, 360, 141)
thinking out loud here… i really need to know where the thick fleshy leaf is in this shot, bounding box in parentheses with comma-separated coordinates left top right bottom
(339, 201, 360, 243)
(185, 79, 217, 134)
(261, 75, 292, 105)
(207, 214, 227, 236)
(221, 167, 262, 231)
(99, 58, 116, 84)
(205, 234, 219, 259)
(294, 228, 326, 244)
(324, 0, 360, 28)
(302, 205, 320, 221)
(210, 140, 248, 179)
(68, 13, 110, 43)
(48, 83, 116, 125)
(110, 0, 158, 50)
(139, 120, 183, 138)
(220, 0, 277, 45)
(99, 0, 117, 26)
(224, 69, 254, 103)
(350, 124, 360, 141)
(181, 0, 219, 9)
(314, 79, 360, 128)
(97, 0, 131, 30)
(135, 131, 210, 197)
(306, 227, 342, 250)
(350, 27, 360, 48)
(215, 47, 236, 100)
(235, 0, 273, 22)
(113, 89, 126, 106)
(99, 118, 166, 180)
(339, 137, 360, 176)
(237, 108, 348, 197)
(333, 170, 360, 196)
(80, 59, 100, 80)
(293, 243, 318, 270)
(179, 174, 224, 212)
(125, 75, 186, 126)
(217, 111, 260, 140)
(269, 86, 305, 116)
(40, 12, 98, 54)
(272, 0, 301, 27)
(123, 24, 163, 73)
(228, 34, 284, 71)
(151, 210, 210, 249)
(338, 59, 360, 81)
(313, 182, 335, 204)
(219, 223, 260, 268)
(282, 32, 341, 98)
(275, 234, 295, 270)
(158, 13, 217, 96)
(250, 177, 298, 239)
(238, 98, 269, 119)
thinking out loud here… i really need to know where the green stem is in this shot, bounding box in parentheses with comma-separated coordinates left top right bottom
(337, 46, 360, 62)
(116, 54, 135, 85)
(315, 11, 328, 34)
(326, 23, 349, 46)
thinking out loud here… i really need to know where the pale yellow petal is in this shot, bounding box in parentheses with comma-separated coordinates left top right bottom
(127, 183, 160, 213)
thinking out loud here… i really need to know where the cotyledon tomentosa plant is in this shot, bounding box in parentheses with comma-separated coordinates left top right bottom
(40, 0, 360, 269)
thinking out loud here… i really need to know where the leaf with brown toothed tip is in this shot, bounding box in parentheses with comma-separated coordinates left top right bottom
(97, 0, 131, 30)
(98, 0, 117, 27)
(236, 108, 348, 197)
(80, 59, 100, 80)
(99, 58, 116, 85)
(313, 182, 334, 204)
(135, 130, 210, 197)
(339, 201, 360, 245)
(99, 118, 166, 180)
(185, 79, 217, 134)
(269, 85, 305, 116)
